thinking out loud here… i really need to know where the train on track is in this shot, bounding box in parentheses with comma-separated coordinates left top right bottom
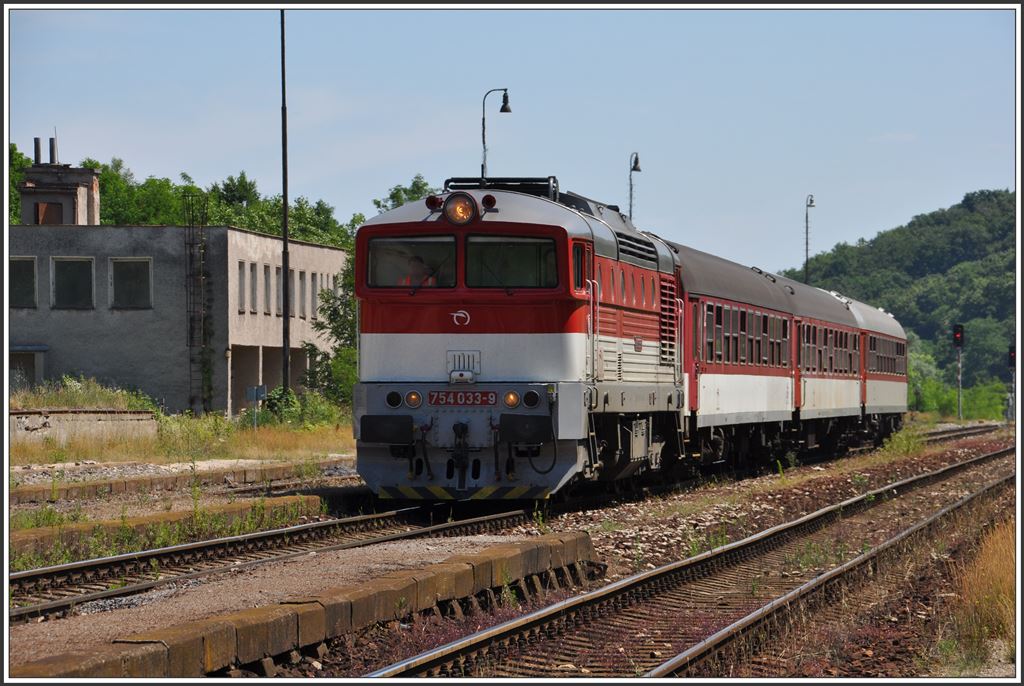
(353, 176, 907, 501)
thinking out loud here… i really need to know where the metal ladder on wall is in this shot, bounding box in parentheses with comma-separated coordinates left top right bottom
(183, 194, 210, 414)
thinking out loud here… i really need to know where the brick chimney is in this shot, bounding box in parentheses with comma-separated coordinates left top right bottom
(18, 136, 101, 225)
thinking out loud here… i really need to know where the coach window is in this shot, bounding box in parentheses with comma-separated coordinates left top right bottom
(467, 235, 557, 288)
(52, 257, 94, 309)
(369, 236, 456, 288)
(704, 304, 714, 362)
(722, 306, 731, 363)
(782, 319, 789, 367)
(738, 310, 747, 364)
(761, 315, 770, 368)
(10, 257, 36, 308)
(714, 304, 723, 363)
(111, 258, 152, 309)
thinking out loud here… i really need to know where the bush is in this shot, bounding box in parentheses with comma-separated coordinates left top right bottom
(157, 412, 235, 458)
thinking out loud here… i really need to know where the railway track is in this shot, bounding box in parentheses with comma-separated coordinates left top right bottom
(367, 444, 1014, 678)
(920, 423, 999, 443)
(9, 506, 533, 624)
(8, 423, 1000, 626)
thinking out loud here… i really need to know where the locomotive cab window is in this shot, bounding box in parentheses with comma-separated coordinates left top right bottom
(368, 236, 456, 288)
(467, 236, 557, 288)
(572, 244, 585, 291)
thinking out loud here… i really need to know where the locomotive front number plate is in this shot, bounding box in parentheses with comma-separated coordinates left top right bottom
(428, 391, 498, 406)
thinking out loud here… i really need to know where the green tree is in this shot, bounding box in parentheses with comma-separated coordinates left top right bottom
(9, 143, 33, 224)
(209, 170, 259, 207)
(303, 175, 437, 403)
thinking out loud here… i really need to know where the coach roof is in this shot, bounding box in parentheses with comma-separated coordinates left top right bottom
(657, 240, 860, 327)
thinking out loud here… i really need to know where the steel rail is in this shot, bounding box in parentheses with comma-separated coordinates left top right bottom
(10, 506, 533, 623)
(366, 445, 1015, 678)
(646, 471, 1014, 676)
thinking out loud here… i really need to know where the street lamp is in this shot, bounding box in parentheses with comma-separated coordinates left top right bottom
(804, 194, 815, 284)
(481, 88, 511, 179)
(628, 153, 641, 220)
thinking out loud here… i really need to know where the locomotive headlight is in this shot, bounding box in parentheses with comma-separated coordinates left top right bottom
(385, 391, 403, 408)
(523, 390, 541, 408)
(405, 391, 423, 409)
(503, 390, 521, 408)
(443, 193, 477, 225)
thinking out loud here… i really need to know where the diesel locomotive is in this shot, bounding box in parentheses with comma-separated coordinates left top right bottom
(353, 177, 907, 500)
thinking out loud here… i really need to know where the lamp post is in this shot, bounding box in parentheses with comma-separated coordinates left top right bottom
(628, 153, 641, 220)
(481, 88, 511, 179)
(804, 194, 815, 284)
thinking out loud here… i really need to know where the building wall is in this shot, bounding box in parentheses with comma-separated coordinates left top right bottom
(9, 225, 348, 416)
(225, 229, 345, 350)
(8, 225, 192, 411)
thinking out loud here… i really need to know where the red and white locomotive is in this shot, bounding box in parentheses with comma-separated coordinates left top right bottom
(353, 177, 907, 500)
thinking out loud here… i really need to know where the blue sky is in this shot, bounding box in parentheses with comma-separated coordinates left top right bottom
(7, 7, 1017, 272)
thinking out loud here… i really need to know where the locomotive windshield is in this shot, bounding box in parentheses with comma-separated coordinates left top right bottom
(367, 236, 456, 288)
(466, 236, 557, 288)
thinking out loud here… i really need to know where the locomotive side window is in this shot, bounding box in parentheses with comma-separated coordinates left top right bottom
(597, 264, 603, 298)
(368, 236, 456, 288)
(467, 236, 556, 288)
(620, 268, 626, 303)
(610, 270, 616, 303)
(573, 244, 584, 291)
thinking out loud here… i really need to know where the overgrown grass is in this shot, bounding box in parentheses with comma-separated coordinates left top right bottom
(8, 497, 315, 573)
(10, 374, 157, 411)
(10, 403, 354, 467)
(943, 517, 1016, 671)
(10, 504, 89, 530)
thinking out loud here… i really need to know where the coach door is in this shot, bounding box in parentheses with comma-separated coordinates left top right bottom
(688, 298, 706, 411)
(793, 318, 803, 410)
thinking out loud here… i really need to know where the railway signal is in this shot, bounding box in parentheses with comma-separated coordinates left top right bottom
(1009, 345, 1016, 370)
(952, 324, 964, 420)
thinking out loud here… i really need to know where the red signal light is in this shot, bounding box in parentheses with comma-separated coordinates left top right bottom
(425, 195, 443, 211)
(952, 324, 964, 348)
(482, 194, 496, 210)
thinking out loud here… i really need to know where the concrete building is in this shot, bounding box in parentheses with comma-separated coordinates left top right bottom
(9, 144, 346, 415)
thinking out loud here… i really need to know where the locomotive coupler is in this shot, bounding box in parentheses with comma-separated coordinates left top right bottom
(417, 420, 434, 480)
(452, 420, 470, 464)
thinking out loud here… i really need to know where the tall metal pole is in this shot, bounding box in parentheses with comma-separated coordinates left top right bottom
(804, 194, 814, 284)
(280, 9, 291, 394)
(957, 347, 962, 421)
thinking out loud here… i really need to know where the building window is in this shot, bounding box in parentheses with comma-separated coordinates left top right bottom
(249, 263, 258, 314)
(311, 272, 318, 320)
(35, 202, 63, 224)
(238, 261, 246, 313)
(110, 258, 152, 309)
(276, 267, 283, 316)
(299, 271, 307, 319)
(52, 257, 94, 309)
(10, 257, 36, 308)
(264, 265, 272, 314)
(289, 269, 296, 317)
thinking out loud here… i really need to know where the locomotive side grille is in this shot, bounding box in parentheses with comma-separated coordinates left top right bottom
(615, 232, 659, 265)
(659, 276, 678, 364)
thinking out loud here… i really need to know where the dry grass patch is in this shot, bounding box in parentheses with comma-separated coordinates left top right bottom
(942, 516, 1017, 671)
